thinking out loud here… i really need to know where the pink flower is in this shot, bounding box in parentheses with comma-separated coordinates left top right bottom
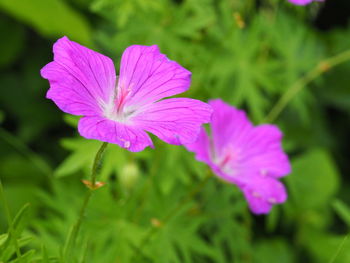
(288, 0, 324, 5)
(185, 99, 291, 214)
(41, 37, 212, 152)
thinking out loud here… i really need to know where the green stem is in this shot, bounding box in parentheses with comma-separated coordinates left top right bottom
(137, 170, 213, 254)
(63, 142, 108, 260)
(91, 142, 109, 186)
(264, 49, 350, 123)
(0, 179, 21, 258)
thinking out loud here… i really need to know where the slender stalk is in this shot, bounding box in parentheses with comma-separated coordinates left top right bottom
(137, 170, 213, 254)
(0, 179, 21, 258)
(264, 49, 350, 123)
(63, 142, 108, 261)
(91, 142, 109, 186)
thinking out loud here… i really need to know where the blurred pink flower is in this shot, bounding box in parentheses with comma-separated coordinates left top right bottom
(41, 37, 212, 152)
(288, 0, 324, 5)
(185, 99, 291, 214)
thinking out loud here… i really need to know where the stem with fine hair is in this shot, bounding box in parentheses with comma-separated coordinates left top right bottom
(264, 48, 350, 123)
(63, 142, 108, 260)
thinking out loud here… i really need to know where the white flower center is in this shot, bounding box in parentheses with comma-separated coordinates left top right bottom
(213, 146, 240, 177)
(103, 80, 137, 123)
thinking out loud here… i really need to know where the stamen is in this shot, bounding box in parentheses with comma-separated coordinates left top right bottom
(268, 197, 277, 204)
(124, 141, 131, 148)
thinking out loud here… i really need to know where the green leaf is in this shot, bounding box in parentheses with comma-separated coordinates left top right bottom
(12, 203, 30, 233)
(8, 249, 35, 263)
(302, 231, 350, 263)
(55, 139, 101, 177)
(41, 245, 50, 263)
(0, 16, 25, 68)
(253, 239, 295, 263)
(287, 148, 340, 210)
(63, 114, 80, 128)
(0, 0, 92, 45)
(333, 199, 350, 227)
(0, 233, 9, 248)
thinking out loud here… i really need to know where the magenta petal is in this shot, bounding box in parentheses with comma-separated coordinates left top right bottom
(132, 98, 213, 145)
(288, 0, 316, 5)
(209, 99, 253, 157)
(209, 99, 290, 179)
(41, 36, 116, 116)
(78, 116, 153, 152)
(239, 125, 291, 178)
(242, 176, 287, 215)
(185, 99, 290, 214)
(41, 38, 213, 152)
(184, 127, 211, 163)
(118, 45, 191, 108)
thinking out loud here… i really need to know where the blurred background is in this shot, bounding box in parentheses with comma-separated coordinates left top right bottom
(1, 0, 350, 262)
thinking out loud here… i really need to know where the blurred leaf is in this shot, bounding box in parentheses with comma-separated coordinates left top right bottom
(287, 148, 340, 210)
(0, 203, 31, 262)
(333, 199, 350, 227)
(253, 239, 295, 263)
(0, 0, 92, 45)
(9, 249, 35, 263)
(0, 110, 4, 124)
(0, 233, 9, 247)
(41, 245, 50, 263)
(12, 203, 30, 233)
(55, 138, 100, 177)
(0, 16, 25, 68)
(63, 114, 80, 128)
(302, 232, 350, 263)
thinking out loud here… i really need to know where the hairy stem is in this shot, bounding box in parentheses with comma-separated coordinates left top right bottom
(264, 49, 350, 123)
(91, 142, 109, 186)
(63, 142, 108, 261)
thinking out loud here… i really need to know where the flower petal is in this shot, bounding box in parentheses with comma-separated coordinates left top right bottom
(209, 99, 290, 179)
(78, 116, 153, 152)
(287, 0, 315, 5)
(209, 99, 253, 157)
(184, 127, 211, 163)
(239, 125, 291, 179)
(41, 36, 116, 116)
(132, 98, 212, 145)
(118, 45, 191, 108)
(241, 176, 287, 214)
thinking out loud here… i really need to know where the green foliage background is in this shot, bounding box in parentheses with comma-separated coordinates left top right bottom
(1, 0, 350, 262)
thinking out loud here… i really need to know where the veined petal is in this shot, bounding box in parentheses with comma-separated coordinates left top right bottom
(78, 116, 153, 152)
(41, 36, 116, 116)
(242, 176, 287, 214)
(132, 98, 212, 145)
(118, 45, 191, 108)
